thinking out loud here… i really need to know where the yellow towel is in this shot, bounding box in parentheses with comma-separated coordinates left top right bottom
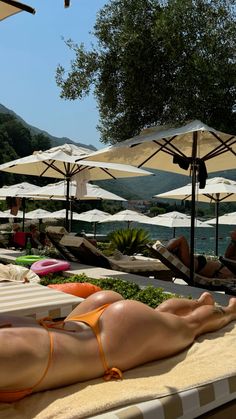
(0, 322, 236, 419)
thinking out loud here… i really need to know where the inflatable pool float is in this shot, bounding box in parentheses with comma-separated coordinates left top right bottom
(47, 282, 102, 298)
(31, 258, 71, 276)
(15, 255, 45, 267)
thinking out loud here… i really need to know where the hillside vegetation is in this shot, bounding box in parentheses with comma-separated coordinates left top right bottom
(0, 105, 236, 201)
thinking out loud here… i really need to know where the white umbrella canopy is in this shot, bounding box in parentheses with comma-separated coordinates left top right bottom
(101, 209, 151, 228)
(0, 182, 42, 198)
(207, 211, 236, 226)
(0, 0, 35, 21)
(155, 177, 236, 202)
(85, 120, 236, 281)
(74, 209, 111, 237)
(0, 209, 9, 217)
(23, 180, 126, 202)
(76, 209, 111, 223)
(155, 177, 236, 255)
(0, 145, 152, 180)
(85, 120, 236, 173)
(0, 144, 151, 230)
(0, 182, 43, 230)
(25, 209, 53, 220)
(3, 209, 24, 218)
(146, 211, 212, 237)
(50, 209, 82, 221)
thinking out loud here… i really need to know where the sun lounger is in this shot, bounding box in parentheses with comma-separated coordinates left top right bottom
(46, 226, 172, 279)
(1, 320, 236, 418)
(46, 226, 81, 263)
(147, 241, 236, 295)
(57, 233, 172, 280)
(0, 281, 82, 319)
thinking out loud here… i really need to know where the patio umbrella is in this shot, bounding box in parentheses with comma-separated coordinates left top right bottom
(155, 177, 236, 255)
(24, 180, 126, 202)
(207, 211, 236, 226)
(23, 180, 126, 232)
(25, 209, 53, 219)
(0, 182, 42, 231)
(50, 209, 82, 221)
(74, 209, 111, 238)
(146, 211, 212, 238)
(3, 209, 24, 218)
(84, 120, 236, 282)
(0, 0, 35, 21)
(0, 209, 10, 218)
(0, 182, 42, 198)
(101, 209, 151, 228)
(0, 144, 152, 230)
(24, 208, 54, 230)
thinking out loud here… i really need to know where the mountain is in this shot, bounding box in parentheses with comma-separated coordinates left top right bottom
(96, 169, 190, 200)
(0, 104, 96, 150)
(1, 103, 235, 200)
(96, 168, 236, 201)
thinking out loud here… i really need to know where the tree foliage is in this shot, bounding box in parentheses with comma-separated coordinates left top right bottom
(56, 0, 236, 144)
(0, 113, 51, 187)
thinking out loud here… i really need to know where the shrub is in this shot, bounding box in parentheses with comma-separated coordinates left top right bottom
(108, 228, 150, 255)
(40, 273, 189, 307)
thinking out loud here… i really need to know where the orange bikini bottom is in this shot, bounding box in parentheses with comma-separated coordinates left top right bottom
(0, 304, 122, 403)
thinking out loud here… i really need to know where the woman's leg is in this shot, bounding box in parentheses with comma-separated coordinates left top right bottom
(65, 290, 124, 320)
(185, 298, 236, 336)
(156, 292, 214, 316)
(101, 297, 236, 372)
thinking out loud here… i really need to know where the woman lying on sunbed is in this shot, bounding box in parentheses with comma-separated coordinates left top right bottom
(166, 235, 236, 279)
(1, 289, 236, 403)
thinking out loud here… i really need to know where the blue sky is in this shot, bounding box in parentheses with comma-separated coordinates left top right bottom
(0, 0, 107, 150)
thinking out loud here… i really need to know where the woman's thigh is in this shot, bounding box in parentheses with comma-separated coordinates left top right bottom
(101, 300, 195, 371)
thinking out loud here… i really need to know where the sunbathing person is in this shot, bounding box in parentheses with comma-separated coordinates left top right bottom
(166, 235, 236, 279)
(1, 289, 236, 403)
(224, 230, 236, 260)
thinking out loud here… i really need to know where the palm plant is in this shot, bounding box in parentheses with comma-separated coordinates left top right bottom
(108, 228, 150, 255)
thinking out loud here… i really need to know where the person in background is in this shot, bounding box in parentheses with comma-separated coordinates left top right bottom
(39, 231, 52, 248)
(166, 235, 236, 279)
(12, 223, 21, 233)
(224, 231, 236, 260)
(29, 224, 41, 248)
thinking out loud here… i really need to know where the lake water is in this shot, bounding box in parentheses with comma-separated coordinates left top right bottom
(73, 220, 234, 257)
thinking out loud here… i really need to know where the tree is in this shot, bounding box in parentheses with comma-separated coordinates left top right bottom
(0, 113, 51, 187)
(56, 0, 236, 144)
(31, 133, 51, 152)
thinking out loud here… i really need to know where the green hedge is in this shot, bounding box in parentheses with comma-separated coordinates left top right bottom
(40, 273, 190, 308)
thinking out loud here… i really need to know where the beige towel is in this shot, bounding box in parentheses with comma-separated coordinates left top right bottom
(1, 322, 236, 419)
(0, 263, 40, 283)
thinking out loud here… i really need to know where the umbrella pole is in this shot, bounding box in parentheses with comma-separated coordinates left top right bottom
(190, 132, 198, 285)
(215, 198, 219, 256)
(69, 200, 73, 233)
(94, 222, 97, 238)
(65, 178, 70, 232)
(22, 198, 26, 232)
